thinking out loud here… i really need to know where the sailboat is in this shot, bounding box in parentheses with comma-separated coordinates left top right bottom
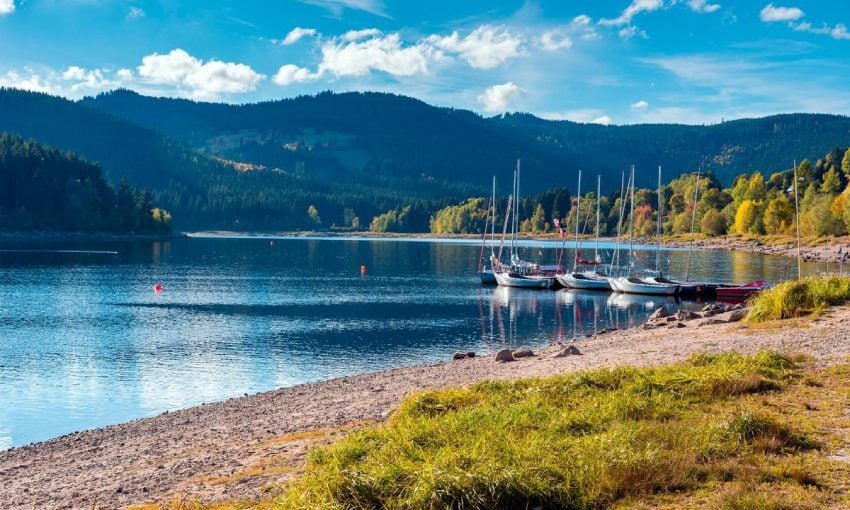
(493, 160, 558, 289)
(641, 167, 724, 297)
(478, 176, 498, 284)
(610, 165, 679, 296)
(556, 172, 612, 290)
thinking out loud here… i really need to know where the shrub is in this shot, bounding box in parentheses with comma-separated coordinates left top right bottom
(747, 275, 850, 323)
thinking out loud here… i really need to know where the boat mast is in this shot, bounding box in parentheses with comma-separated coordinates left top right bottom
(794, 159, 801, 279)
(684, 167, 701, 282)
(497, 194, 513, 264)
(574, 169, 582, 271)
(655, 165, 662, 273)
(614, 170, 629, 276)
(478, 190, 492, 273)
(513, 159, 521, 262)
(627, 165, 635, 274)
(490, 175, 497, 257)
(595, 174, 601, 262)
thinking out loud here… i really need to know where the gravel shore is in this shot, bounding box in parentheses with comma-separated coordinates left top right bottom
(2, 306, 850, 509)
(664, 236, 850, 265)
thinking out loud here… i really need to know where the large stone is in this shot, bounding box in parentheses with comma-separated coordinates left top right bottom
(495, 349, 515, 362)
(554, 345, 583, 357)
(466, 351, 476, 358)
(649, 308, 672, 320)
(675, 310, 700, 321)
(453, 352, 467, 360)
(727, 308, 748, 322)
(512, 348, 535, 358)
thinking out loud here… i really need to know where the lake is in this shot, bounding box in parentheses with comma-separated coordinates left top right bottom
(0, 235, 829, 449)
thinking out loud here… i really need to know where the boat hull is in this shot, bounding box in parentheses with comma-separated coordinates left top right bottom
(494, 272, 556, 289)
(478, 270, 498, 285)
(556, 273, 612, 291)
(611, 277, 679, 296)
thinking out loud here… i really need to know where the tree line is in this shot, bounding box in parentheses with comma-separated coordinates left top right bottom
(397, 146, 850, 238)
(0, 133, 171, 232)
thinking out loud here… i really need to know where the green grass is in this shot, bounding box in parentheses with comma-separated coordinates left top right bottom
(746, 274, 850, 323)
(271, 352, 819, 509)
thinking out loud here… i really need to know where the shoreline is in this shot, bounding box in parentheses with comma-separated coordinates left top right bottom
(2, 306, 850, 508)
(191, 230, 850, 264)
(0, 230, 185, 242)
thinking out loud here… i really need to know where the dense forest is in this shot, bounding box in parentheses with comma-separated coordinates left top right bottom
(423, 147, 850, 240)
(2, 87, 849, 232)
(0, 133, 170, 232)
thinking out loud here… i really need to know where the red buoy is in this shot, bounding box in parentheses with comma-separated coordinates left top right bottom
(154, 283, 163, 294)
(360, 265, 367, 277)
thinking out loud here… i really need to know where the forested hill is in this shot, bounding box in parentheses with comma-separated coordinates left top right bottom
(493, 112, 850, 187)
(83, 89, 850, 190)
(0, 88, 472, 230)
(0, 133, 170, 231)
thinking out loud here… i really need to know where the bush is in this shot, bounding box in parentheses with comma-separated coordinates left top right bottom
(747, 275, 850, 323)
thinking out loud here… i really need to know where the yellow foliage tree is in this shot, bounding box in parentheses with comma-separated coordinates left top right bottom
(733, 199, 759, 234)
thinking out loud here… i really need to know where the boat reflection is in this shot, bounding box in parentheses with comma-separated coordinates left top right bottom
(478, 286, 692, 348)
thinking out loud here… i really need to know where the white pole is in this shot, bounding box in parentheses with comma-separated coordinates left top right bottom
(655, 165, 662, 273)
(574, 169, 582, 270)
(595, 174, 601, 262)
(794, 160, 801, 279)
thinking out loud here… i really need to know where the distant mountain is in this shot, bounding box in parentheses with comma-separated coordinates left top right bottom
(3, 87, 849, 231)
(493, 112, 850, 186)
(0, 88, 471, 230)
(83, 89, 850, 190)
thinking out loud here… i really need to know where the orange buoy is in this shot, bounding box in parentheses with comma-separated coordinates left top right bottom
(360, 265, 367, 277)
(154, 283, 163, 294)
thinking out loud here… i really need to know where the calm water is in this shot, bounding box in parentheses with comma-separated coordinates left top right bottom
(0, 235, 832, 449)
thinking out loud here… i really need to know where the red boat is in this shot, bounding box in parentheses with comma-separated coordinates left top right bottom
(715, 280, 770, 301)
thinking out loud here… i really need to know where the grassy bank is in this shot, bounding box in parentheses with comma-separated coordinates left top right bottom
(158, 351, 850, 510)
(747, 275, 850, 323)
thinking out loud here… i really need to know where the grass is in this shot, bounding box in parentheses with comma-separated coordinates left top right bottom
(139, 352, 850, 510)
(260, 351, 837, 509)
(746, 274, 850, 323)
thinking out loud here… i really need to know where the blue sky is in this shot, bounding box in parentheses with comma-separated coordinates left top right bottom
(1, 0, 848, 124)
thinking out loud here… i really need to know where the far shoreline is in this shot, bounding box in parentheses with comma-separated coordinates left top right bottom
(189, 230, 850, 264)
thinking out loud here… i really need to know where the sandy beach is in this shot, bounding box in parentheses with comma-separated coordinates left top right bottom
(2, 305, 850, 509)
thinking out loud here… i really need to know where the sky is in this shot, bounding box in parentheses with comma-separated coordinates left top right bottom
(1, 0, 849, 125)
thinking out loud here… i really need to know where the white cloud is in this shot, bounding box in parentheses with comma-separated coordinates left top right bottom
(272, 24, 526, 87)
(538, 29, 572, 51)
(831, 24, 850, 40)
(618, 26, 648, 39)
(317, 32, 433, 77)
(478, 82, 522, 114)
(631, 100, 649, 109)
(791, 20, 850, 41)
(0, 0, 14, 15)
(600, 0, 664, 26)
(759, 4, 804, 22)
(592, 115, 613, 125)
(272, 64, 319, 85)
(127, 6, 145, 19)
(282, 27, 317, 45)
(137, 49, 264, 99)
(687, 0, 721, 13)
(428, 25, 523, 69)
(0, 65, 131, 97)
(343, 28, 381, 41)
(301, 0, 388, 18)
(569, 14, 600, 40)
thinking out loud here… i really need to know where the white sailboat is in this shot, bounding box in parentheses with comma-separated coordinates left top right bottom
(493, 160, 557, 289)
(610, 165, 679, 296)
(557, 172, 612, 290)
